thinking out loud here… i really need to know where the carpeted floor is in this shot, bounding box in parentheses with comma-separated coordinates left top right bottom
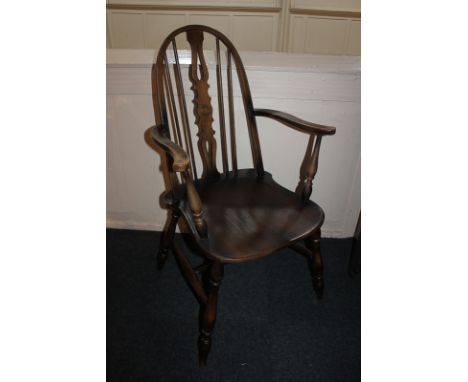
(107, 229, 360, 382)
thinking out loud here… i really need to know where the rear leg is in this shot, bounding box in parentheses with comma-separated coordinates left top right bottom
(305, 229, 324, 299)
(157, 210, 179, 270)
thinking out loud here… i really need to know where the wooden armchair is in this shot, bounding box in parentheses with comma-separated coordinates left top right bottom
(150, 25, 336, 366)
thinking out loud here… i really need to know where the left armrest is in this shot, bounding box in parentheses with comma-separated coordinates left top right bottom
(254, 109, 336, 136)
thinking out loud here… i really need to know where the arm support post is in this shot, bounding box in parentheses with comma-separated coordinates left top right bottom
(301, 135, 321, 201)
(182, 169, 207, 237)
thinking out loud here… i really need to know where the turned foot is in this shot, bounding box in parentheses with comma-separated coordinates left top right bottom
(198, 330, 211, 366)
(198, 261, 223, 366)
(312, 274, 324, 299)
(157, 248, 170, 270)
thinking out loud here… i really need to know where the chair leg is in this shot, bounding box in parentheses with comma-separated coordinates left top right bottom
(198, 261, 223, 366)
(305, 229, 324, 299)
(157, 210, 179, 270)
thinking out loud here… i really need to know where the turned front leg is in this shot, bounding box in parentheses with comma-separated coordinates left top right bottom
(198, 261, 223, 366)
(305, 229, 324, 299)
(157, 210, 179, 270)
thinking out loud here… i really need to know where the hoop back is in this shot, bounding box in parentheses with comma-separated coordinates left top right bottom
(152, 25, 264, 180)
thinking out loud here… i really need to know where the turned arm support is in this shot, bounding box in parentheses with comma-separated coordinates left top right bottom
(253, 109, 336, 202)
(151, 125, 207, 237)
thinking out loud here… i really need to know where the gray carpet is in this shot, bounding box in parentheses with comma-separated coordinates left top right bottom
(107, 229, 360, 381)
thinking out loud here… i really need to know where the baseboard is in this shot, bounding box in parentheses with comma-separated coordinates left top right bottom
(106, 219, 165, 232)
(320, 229, 347, 238)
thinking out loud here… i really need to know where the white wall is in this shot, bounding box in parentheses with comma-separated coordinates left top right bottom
(106, 0, 361, 55)
(107, 49, 360, 237)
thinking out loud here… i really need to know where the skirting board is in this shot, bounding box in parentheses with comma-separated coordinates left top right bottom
(106, 219, 347, 238)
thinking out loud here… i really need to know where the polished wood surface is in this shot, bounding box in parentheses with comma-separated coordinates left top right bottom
(151, 25, 336, 366)
(254, 109, 336, 135)
(166, 169, 324, 263)
(198, 260, 223, 366)
(186, 30, 219, 178)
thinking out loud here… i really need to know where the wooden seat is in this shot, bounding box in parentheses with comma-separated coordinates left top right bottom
(168, 169, 324, 263)
(149, 25, 336, 366)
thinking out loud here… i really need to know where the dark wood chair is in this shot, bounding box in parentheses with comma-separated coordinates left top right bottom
(150, 25, 336, 366)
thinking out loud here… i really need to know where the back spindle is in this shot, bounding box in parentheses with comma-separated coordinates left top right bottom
(226, 50, 237, 174)
(172, 38, 198, 180)
(215, 38, 228, 174)
(163, 54, 182, 146)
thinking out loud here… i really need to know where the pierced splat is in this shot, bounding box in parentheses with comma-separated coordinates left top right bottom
(186, 30, 219, 178)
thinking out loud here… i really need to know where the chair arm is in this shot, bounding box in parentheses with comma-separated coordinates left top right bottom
(254, 109, 335, 201)
(254, 109, 336, 136)
(151, 124, 189, 172)
(151, 124, 208, 237)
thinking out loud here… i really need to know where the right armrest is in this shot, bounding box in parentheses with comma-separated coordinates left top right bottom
(254, 109, 336, 136)
(151, 124, 189, 172)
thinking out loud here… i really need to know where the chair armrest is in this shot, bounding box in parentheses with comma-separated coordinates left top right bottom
(254, 109, 336, 136)
(151, 124, 208, 237)
(254, 109, 335, 201)
(151, 124, 190, 172)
